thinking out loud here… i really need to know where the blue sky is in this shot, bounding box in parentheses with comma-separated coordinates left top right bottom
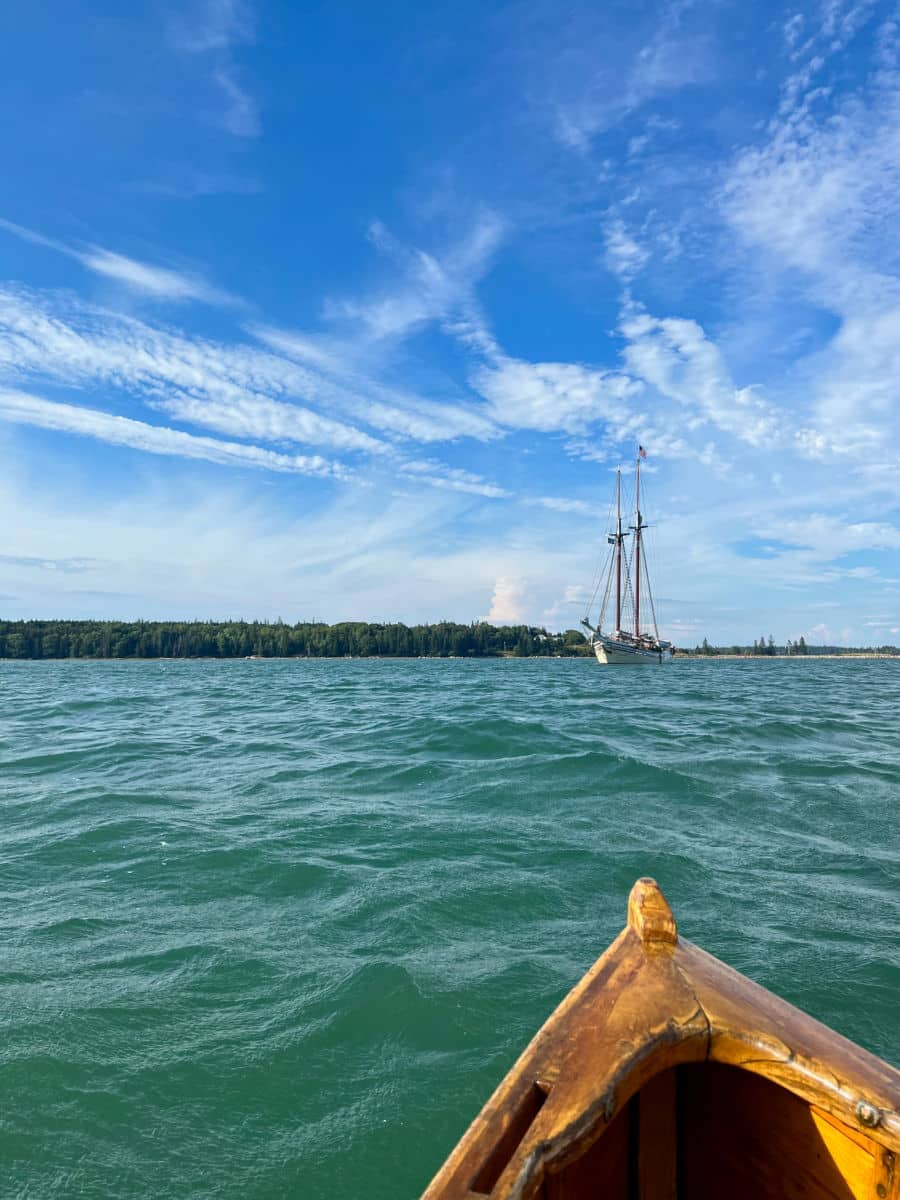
(2, 0, 900, 645)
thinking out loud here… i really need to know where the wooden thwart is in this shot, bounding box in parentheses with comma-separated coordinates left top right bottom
(421, 878, 900, 1200)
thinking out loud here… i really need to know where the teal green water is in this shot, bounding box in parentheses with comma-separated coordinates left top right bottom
(2, 659, 898, 1198)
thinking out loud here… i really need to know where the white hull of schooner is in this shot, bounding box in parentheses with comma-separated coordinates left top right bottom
(593, 637, 673, 665)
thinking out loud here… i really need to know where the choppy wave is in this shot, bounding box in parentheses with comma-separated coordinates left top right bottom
(1, 658, 898, 1198)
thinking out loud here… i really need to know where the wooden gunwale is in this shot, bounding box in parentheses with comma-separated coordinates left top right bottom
(420, 878, 900, 1200)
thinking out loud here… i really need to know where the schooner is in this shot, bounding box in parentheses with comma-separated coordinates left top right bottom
(581, 448, 674, 664)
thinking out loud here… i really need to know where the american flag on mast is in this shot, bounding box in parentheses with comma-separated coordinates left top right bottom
(638, 445, 647, 459)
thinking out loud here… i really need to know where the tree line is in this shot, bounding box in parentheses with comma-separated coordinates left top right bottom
(691, 635, 811, 656)
(3, 621, 895, 659)
(0, 619, 591, 660)
(688, 636, 899, 656)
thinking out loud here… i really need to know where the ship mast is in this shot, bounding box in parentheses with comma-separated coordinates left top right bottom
(633, 452, 647, 638)
(615, 468, 622, 633)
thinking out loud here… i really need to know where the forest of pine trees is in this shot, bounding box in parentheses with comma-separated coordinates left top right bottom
(0, 619, 591, 660)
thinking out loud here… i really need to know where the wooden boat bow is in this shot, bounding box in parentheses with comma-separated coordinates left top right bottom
(421, 878, 900, 1200)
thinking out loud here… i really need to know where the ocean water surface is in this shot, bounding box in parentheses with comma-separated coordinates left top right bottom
(1, 658, 898, 1198)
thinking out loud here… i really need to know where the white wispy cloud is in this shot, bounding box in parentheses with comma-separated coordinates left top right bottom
(0, 472, 441, 619)
(778, 0, 878, 117)
(211, 65, 261, 137)
(531, 496, 597, 515)
(797, 305, 900, 458)
(471, 354, 641, 433)
(620, 310, 784, 446)
(79, 248, 235, 305)
(0, 464, 583, 625)
(0, 286, 494, 453)
(721, 9, 900, 466)
(604, 217, 650, 280)
(0, 216, 232, 305)
(0, 390, 347, 478)
(169, 0, 260, 137)
(722, 99, 900, 306)
(626, 113, 680, 159)
(550, 6, 715, 150)
(757, 513, 900, 560)
(153, 392, 387, 455)
(0, 283, 516, 501)
(170, 0, 254, 52)
(324, 215, 506, 342)
(252, 322, 500, 442)
(398, 459, 509, 498)
(783, 13, 804, 48)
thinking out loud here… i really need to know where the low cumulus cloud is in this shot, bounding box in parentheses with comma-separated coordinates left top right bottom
(485, 575, 528, 623)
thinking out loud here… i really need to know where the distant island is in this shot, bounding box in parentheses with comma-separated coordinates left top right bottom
(0, 620, 897, 660)
(0, 619, 586, 659)
(681, 635, 899, 658)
